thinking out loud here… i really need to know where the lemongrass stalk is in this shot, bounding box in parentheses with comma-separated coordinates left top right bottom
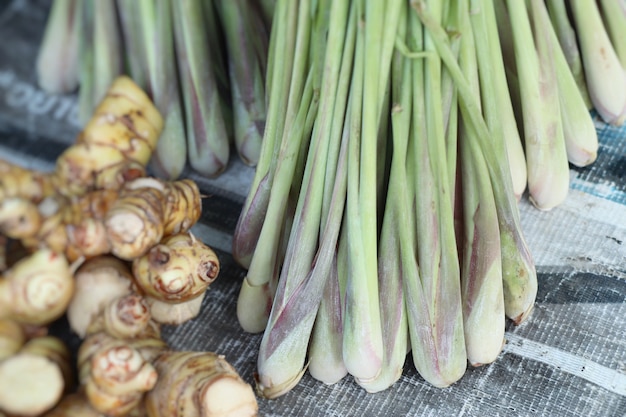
(237, 69, 317, 333)
(263, 0, 277, 103)
(413, 0, 537, 324)
(459, 3, 505, 366)
(236, 0, 318, 333)
(308, 53, 348, 406)
(126, 0, 187, 180)
(441, 1, 461, 206)
(395, 23, 441, 386)
(256, 0, 351, 398)
(344, 0, 403, 386)
(306, 12, 357, 367)
(492, 0, 516, 77)
(232, 0, 302, 268)
(258, 0, 275, 29)
(599, 0, 626, 69)
(374, 0, 405, 207)
(246, 2, 270, 77)
(360, 190, 408, 393)
(440, 0, 460, 122)
(257, 138, 349, 396)
(358, 7, 411, 392)
(216, 0, 268, 166)
(507, 0, 569, 210)
(398, 2, 467, 388)
(342, 0, 387, 385)
(200, 0, 234, 143)
(307, 232, 347, 385)
(422, 0, 454, 213)
(172, 0, 229, 177)
(115, 0, 145, 89)
(445, 89, 459, 205)
(545, 0, 593, 109)
(308, 221, 351, 386)
(570, 0, 626, 126)
(492, 0, 524, 128)
(36, 0, 80, 94)
(92, 0, 123, 113)
(471, 0, 527, 201)
(533, 0, 598, 167)
(392, 39, 447, 386)
(459, 127, 505, 367)
(200, 0, 229, 97)
(315, 0, 342, 230)
(77, 0, 95, 124)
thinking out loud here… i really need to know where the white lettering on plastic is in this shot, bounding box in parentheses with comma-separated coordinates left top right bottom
(0, 68, 80, 128)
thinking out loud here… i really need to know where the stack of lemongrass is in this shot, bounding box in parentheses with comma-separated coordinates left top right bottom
(232, 0, 626, 399)
(495, 0, 625, 210)
(36, 0, 272, 179)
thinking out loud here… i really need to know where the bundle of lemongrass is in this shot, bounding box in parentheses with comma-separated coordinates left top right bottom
(232, 0, 625, 399)
(36, 0, 273, 179)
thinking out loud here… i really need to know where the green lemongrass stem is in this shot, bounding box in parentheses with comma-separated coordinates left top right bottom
(236, 0, 318, 333)
(217, 0, 268, 166)
(599, 0, 626, 69)
(570, 0, 626, 126)
(342, 0, 388, 385)
(360, 182, 408, 393)
(315, 0, 343, 231)
(374, 0, 404, 210)
(200, 0, 229, 97)
(308, 221, 350, 386)
(270, 72, 325, 301)
(307, 231, 347, 386)
(258, 0, 275, 30)
(433, 0, 461, 211)
(545, 0, 593, 109)
(533, 0, 598, 167)
(422, 0, 463, 270)
(401, 3, 467, 387)
(492, 0, 516, 77)
(232, 0, 303, 268)
(92, 0, 123, 113)
(201, 0, 233, 143)
(398, 78, 430, 382)
(77, 0, 95, 124)
(445, 88, 459, 208)
(256, 75, 349, 400)
(263, 0, 277, 103)
(440, 0, 460, 127)
(422, 0, 455, 213)
(237, 70, 317, 333)
(247, 2, 270, 80)
(471, 0, 527, 201)
(36, 0, 80, 94)
(492, 0, 524, 129)
(358, 10, 411, 392)
(256, 0, 351, 399)
(425, 0, 464, 366)
(116, 0, 146, 89)
(458, 127, 505, 366)
(395, 24, 438, 386)
(459, 5, 505, 366)
(507, 0, 569, 211)
(134, 0, 187, 180)
(413, 0, 537, 324)
(441, 0, 461, 191)
(308, 117, 356, 384)
(172, 0, 229, 177)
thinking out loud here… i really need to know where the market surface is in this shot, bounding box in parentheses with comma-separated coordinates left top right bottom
(0, 1, 625, 416)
